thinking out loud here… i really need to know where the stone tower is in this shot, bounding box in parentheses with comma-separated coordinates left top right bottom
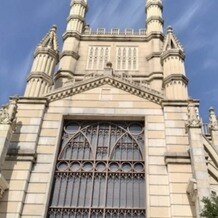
(24, 25, 59, 97)
(0, 0, 217, 217)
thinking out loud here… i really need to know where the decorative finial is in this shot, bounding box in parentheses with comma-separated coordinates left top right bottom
(209, 107, 218, 130)
(0, 100, 17, 126)
(186, 103, 201, 128)
(51, 25, 57, 32)
(167, 26, 173, 33)
(209, 107, 214, 112)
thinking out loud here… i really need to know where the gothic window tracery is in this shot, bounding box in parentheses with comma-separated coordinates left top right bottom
(116, 47, 138, 71)
(87, 46, 111, 70)
(48, 121, 145, 218)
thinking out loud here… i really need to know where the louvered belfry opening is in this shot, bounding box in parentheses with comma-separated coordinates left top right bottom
(48, 121, 146, 218)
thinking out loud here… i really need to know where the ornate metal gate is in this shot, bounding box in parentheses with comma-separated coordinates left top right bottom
(48, 121, 146, 218)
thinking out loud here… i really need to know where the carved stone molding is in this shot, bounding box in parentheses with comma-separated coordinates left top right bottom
(7, 149, 37, 163)
(81, 32, 164, 42)
(60, 51, 80, 60)
(71, 0, 88, 8)
(46, 75, 164, 104)
(165, 152, 191, 164)
(34, 47, 59, 61)
(63, 31, 81, 41)
(146, 16, 164, 25)
(67, 15, 85, 23)
(186, 103, 201, 128)
(146, 1, 163, 10)
(146, 52, 162, 61)
(27, 72, 53, 85)
(209, 107, 218, 131)
(163, 74, 189, 86)
(161, 50, 185, 62)
(0, 99, 17, 126)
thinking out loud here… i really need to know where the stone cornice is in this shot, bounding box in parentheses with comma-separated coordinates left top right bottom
(27, 72, 53, 85)
(71, 0, 88, 8)
(162, 100, 195, 107)
(10, 97, 48, 106)
(81, 32, 164, 42)
(60, 51, 80, 60)
(144, 72, 163, 82)
(163, 74, 189, 86)
(67, 15, 85, 23)
(34, 47, 59, 61)
(146, 32, 164, 41)
(165, 152, 191, 164)
(161, 49, 185, 61)
(63, 31, 81, 41)
(46, 75, 164, 104)
(146, 16, 164, 25)
(146, 1, 163, 10)
(6, 149, 37, 163)
(146, 52, 162, 61)
(54, 70, 74, 81)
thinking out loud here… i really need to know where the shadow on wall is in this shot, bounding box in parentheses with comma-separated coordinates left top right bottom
(0, 121, 25, 217)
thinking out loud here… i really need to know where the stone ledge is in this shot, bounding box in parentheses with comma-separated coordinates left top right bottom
(165, 152, 191, 164)
(162, 99, 199, 107)
(146, 52, 162, 61)
(10, 97, 48, 106)
(27, 72, 53, 85)
(163, 74, 189, 86)
(60, 51, 80, 60)
(6, 149, 37, 163)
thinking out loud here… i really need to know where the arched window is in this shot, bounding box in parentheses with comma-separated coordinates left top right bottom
(48, 121, 146, 218)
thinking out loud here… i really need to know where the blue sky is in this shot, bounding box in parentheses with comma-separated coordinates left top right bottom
(0, 0, 218, 121)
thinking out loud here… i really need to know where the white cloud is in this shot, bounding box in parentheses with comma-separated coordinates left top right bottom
(173, 0, 203, 32)
(88, 0, 144, 30)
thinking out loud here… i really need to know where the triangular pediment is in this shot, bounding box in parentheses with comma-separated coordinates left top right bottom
(46, 75, 164, 104)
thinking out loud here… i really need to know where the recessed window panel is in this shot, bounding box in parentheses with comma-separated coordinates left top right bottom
(48, 121, 146, 217)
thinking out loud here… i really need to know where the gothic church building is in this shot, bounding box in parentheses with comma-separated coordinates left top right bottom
(0, 0, 218, 217)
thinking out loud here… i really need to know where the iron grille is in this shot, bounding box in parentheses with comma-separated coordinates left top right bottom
(48, 121, 146, 218)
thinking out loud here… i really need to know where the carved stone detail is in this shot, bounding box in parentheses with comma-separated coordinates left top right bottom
(0, 99, 17, 126)
(186, 103, 201, 128)
(186, 178, 197, 202)
(46, 75, 164, 104)
(209, 107, 218, 130)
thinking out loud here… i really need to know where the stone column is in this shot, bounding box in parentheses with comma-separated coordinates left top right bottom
(186, 102, 210, 218)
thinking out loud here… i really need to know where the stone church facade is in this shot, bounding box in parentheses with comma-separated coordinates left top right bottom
(0, 0, 218, 217)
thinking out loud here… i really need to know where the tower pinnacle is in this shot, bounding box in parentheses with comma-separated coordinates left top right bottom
(146, 0, 163, 34)
(24, 26, 59, 97)
(161, 26, 188, 100)
(54, 0, 88, 88)
(67, 0, 88, 33)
